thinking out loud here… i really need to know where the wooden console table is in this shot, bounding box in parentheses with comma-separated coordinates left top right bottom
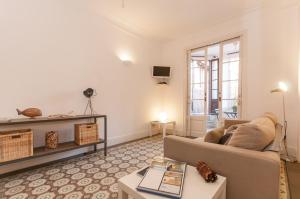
(0, 114, 107, 166)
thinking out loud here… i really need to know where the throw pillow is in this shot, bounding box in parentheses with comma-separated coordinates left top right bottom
(204, 127, 224, 143)
(224, 124, 239, 135)
(227, 116, 276, 151)
(218, 125, 239, 145)
(218, 133, 232, 145)
(263, 112, 278, 125)
(264, 123, 283, 152)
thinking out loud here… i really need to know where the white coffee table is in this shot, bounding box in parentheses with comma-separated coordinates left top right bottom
(118, 165, 226, 199)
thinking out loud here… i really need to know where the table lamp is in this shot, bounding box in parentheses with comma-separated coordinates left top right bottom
(159, 112, 168, 123)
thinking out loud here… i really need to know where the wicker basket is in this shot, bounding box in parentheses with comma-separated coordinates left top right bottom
(74, 123, 98, 145)
(0, 129, 33, 163)
(45, 131, 58, 149)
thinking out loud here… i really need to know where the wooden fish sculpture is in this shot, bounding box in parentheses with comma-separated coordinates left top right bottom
(16, 108, 42, 118)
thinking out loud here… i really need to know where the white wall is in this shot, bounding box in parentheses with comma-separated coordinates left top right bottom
(161, 1, 300, 157)
(0, 0, 163, 173)
(298, 3, 300, 161)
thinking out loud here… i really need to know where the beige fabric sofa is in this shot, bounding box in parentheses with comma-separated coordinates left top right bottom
(164, 119, 281, 199)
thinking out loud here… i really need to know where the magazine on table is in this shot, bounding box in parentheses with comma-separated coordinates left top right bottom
(136, 157, 187, 199)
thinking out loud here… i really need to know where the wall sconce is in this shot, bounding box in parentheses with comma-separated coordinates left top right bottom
(278, 81, 288, 92)
(119, 53, 132, 64)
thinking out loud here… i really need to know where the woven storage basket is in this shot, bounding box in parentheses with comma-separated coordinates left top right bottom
(0, 129, 33, 163)
(45, 131, 58, 149)
(74, 123, 98, 145)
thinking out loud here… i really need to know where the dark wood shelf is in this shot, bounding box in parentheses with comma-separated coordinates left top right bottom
(0, 114, 108, 170)
(0, 139, 105, 166)
(0, 114, 106, 127)
(34, 139, 105, 157)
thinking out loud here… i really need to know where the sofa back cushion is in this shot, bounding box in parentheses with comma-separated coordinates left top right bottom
(227, 114, 276, 151)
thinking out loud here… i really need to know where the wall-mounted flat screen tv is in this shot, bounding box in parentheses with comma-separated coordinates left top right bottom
(152, 66, 171, 78)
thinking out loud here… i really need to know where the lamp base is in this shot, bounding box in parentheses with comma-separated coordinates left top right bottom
(280, 139, 297, 162)
(281, 154, 297, 162)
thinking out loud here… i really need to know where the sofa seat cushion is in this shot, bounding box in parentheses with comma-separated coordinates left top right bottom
(227, 114, 276, 151)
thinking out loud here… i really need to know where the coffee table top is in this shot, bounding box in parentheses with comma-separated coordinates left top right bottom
(118, 165, 226, 199)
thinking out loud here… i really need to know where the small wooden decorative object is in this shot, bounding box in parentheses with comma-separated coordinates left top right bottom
(45, 131, 58, 149)
(0, 129, 33, 163)
(196, 161, 218, 183)
(75, 123, 98, 145)
(16, 108, 42, 118)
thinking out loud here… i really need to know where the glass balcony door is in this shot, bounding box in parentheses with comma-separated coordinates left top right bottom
(187, 48, 208, 137)
(187, 37, 241, 136)
(220, 39, 241, 120)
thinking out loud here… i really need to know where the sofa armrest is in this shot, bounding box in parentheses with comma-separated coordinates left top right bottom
(224, 119, 249, 129)
(164, 136, 280, 199)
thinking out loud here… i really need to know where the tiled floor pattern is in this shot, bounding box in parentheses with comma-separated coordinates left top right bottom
(0, 136, 163, 199)
(0, 135, 288, 199)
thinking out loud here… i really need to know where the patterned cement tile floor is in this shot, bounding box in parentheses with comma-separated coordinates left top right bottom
(0, 135, 288, 199)
(0, 136, 163, 199)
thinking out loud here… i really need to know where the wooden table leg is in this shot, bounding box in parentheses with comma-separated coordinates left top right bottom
(162, 123, 167, 138)
(173, 122, 176, 135)
(118, 189, 129, 199)
(104, 116, 107, 156)
(149, 122, 152, 137)
(93, 117, 98, 152)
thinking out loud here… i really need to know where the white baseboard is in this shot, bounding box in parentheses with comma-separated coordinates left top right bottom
(287, 146, 297, 160)
(171, 129, 185, 136)
(107, 131, 149, 147)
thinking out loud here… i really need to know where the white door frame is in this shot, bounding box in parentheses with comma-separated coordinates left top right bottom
(185, 35, 243, 136)
(186, 49, 192, 136)
(187, 48, 208, 137)
(218, 37, 243, 124)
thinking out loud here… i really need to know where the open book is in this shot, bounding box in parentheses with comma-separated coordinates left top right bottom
(137, 157, 187, 198)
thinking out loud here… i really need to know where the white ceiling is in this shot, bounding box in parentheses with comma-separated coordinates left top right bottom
(92, 0, 262, 41)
